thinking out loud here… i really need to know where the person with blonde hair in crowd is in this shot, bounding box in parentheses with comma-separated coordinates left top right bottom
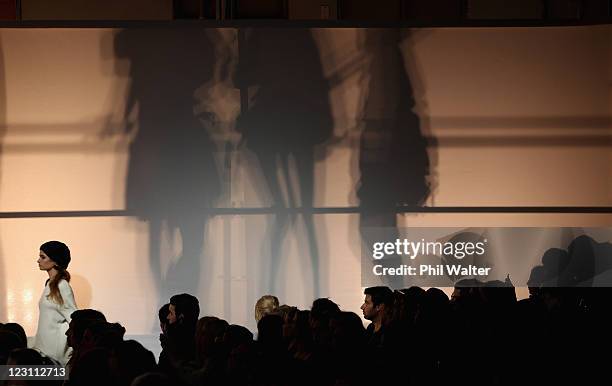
(33, 240, 77, 366)
(254, 295, 279, 323)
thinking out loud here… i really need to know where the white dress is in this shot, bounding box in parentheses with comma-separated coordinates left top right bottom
(32, 279, 77, 366)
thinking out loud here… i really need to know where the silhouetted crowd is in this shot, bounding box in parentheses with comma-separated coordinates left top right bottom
(2, 279, 611, 386)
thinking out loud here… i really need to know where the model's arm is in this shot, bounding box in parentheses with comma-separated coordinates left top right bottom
(58, 280, 78, 322)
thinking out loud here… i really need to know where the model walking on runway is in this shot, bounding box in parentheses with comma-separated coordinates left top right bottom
(33, 241, 77, 366)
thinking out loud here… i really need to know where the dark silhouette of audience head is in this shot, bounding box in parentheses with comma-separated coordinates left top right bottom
(361, 286, 393, 324)
(310, 298, 341, 322)
(111, 340, 157, 386)
(0, 329, 25, 365)
(67, 308, 107, 349)
(329, 311, 366, 352)
(169, 293, 200, 326)
(480, 279, 517, 311)
(414, 288, 451, 347)
(158, 303, 170, 334)
(276, 304, 297, 322)
(223, 324, 255, 382)
(398, 286, 426, 324)
(195, 316, 228, 364)
(80, 321, 126, 353)
(224, 324, 254, 345)
(1, 322, 27, 348)
(6, 347, 44, 365)
(310, 298, 341, 346)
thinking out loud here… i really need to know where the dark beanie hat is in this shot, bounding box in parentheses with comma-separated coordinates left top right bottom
(40, 241, 71, 270)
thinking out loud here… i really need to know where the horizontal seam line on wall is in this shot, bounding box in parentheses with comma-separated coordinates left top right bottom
(1, 207, 612, 218)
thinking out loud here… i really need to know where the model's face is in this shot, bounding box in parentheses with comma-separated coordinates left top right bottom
(361, 294, 377, 321)
(167, 304, 178, 324)
(38, 250, 56, 271)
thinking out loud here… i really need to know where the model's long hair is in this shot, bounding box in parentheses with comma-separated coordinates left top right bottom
(47, 266, 71, 306)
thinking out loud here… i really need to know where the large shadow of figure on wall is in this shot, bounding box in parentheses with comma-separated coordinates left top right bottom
(235, 28, 333, 301)
(357, 29, 432, 289)
(114, 27, 221, 311)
